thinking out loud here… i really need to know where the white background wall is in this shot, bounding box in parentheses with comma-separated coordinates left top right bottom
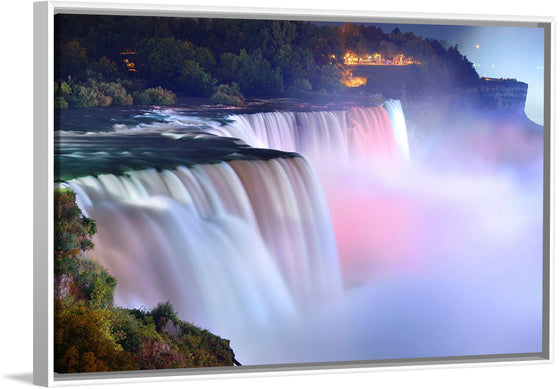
(0, 0, 557, 388)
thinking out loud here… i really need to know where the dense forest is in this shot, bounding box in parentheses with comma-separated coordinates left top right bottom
(55, 15, 479, 107)
(54, 188, 239, 373)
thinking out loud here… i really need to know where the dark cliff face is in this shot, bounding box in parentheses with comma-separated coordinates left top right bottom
(477, 79, 528, 114)
(349, 65, 529, 116)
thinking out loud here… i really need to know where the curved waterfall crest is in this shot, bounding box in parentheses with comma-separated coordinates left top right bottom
(66, 101, 410, 334)
(69, 156, 344, 332)
(214, 102, 410, 162)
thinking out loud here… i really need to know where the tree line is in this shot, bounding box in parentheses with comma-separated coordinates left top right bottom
(55, 15, 479, 107)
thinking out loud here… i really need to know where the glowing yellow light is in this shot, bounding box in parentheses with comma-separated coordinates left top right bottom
(475, 44, 480, 49)
(343, 76, 367, 87)
(342, 51, 420, 66)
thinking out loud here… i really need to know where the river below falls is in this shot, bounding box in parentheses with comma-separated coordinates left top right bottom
(55, 100, 544, 365)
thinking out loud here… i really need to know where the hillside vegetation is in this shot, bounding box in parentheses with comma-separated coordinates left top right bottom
(55, 16, 479, 107)
(54, 189, 239, 373)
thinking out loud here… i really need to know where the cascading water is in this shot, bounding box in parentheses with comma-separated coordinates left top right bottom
(63, 102, 410, 335)
(60, 100, 425, 362)
(384, 99, 410, 159)
(212, 110, 349, 162)
(346, 106, 398, 161)
(57, 97, 544, 365)
(213, 102, 410, 163)
(68, 156, 342, 336)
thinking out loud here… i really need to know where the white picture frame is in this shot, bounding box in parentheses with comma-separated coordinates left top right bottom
(33, 1, 555, 386)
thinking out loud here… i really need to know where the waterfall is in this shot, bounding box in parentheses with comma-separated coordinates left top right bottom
(384, 99, 410, 159)
(68, 156, 342, 334)
(63, 101, 410, 344)
(212, 103, 409, 163)
(346, 106, 398, 161)
(56, 98, 545, 365)
(212, 110, 349, 162)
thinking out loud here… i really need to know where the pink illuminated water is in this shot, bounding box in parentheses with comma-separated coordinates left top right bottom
(68, 101, 543, 365)
(70, 156, 342, 337)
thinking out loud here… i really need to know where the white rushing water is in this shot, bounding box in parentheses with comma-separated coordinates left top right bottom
(64, 100, 543, 365)
(384, 99, 410, 159)
(69, 157, 342, 336)
(211, 100, 410, 164)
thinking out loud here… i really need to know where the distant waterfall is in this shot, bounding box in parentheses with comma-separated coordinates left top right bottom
(346, 106, 398, 160)
(68, 156, 342, 333)
(384, 99, 410, 159)
(213, 101, 409, 162)
(212, 110, 349, 162)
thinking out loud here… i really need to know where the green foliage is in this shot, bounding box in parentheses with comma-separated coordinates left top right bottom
(67, 83, 108, 107)
(273, 45, 314, 87)
(110, 309, 144, 354)
(313, 64, 344, 93)
(71, 259, 117, 307)
(142, 37, 196, 86)
(54, 190, 96, 263)
(339, 24, 479, 93)
(55, 15, 480, 99)
(57, 40, 88, 78)
(132, 86, 176, 105)
(288, 78, 312, 93)
(211, 83, 246, 106)
(54, 190, 237, 373)
(128, 305, 235, 369)
(54, 299, 136, 373)
(59, 81, 72, 95)
(194, 46, 217, 69)
(217, 49, 283, 95)
(55, 78, 114, 108)
(176, 60, 217, 96)
(150, 301, 178, 328)
(87, 57, 121, 81)
(98, 82, 133, 106)
(340, 23, 370, 57)
(55, 78, 166, 108)
(54, 96, 69, 109)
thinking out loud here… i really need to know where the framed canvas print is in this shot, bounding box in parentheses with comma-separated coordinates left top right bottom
(33, 1, 554, 386)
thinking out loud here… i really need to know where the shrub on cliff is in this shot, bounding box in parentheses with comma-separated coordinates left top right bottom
(54, 189, 96, 268)
(54, 78, 174, 108)
(132, 86, 176, 105)
(54, 299, 136, 373)
(151, 301, 179, 329)
(54, 96, 69, 109)
(211, 83, 245, 107)
(66, 83, 112, 107)
(98, 82, 134, 106)
(54, 189, 238, 373)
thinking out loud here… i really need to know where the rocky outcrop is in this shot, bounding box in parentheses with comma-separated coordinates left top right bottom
(162, 319, 183, 338)
(477, 78, 528, 113)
